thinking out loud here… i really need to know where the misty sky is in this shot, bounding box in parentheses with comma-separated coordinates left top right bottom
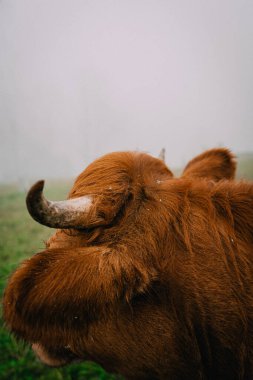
(0, 0, 253, 183)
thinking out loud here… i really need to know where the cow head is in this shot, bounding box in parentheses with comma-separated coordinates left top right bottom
(3, 148, 240, 374)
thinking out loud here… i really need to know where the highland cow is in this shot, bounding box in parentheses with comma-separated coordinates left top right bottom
(3, 148, 253, 380)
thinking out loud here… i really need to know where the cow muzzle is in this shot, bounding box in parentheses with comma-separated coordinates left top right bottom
(32, 343, 81, 367)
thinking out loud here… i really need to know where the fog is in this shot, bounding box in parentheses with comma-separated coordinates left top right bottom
(0, 0, 253, 183)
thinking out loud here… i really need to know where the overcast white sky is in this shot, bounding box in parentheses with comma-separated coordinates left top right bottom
(0, 0, 252, 183)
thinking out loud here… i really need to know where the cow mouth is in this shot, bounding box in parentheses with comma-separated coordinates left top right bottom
(32, 343, 82, 367)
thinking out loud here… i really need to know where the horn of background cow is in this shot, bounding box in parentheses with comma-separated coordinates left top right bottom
(26, 180, 93, 229)
(158, 148, 166, 162)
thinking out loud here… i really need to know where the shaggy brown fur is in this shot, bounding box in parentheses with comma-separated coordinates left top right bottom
(3, 148, 253, 379)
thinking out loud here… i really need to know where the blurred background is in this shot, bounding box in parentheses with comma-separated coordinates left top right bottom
(0, 0, 253, 379)
(1, 0, 253, 185)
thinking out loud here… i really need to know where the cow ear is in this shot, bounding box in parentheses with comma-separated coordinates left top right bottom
(3, 246, 156, 345)
(182, 148, 236, 181)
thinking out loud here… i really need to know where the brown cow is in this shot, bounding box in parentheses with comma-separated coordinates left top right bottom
(3, 148, 253, 380)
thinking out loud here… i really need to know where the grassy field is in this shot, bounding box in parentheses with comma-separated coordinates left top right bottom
(0, 155, 252, 379)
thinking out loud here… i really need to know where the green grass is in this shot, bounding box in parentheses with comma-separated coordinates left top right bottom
(0, 180, 121, 380)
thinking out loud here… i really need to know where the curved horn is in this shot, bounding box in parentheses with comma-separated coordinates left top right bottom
(26, 180, 93, 229)
(158, 148, 166, 162)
